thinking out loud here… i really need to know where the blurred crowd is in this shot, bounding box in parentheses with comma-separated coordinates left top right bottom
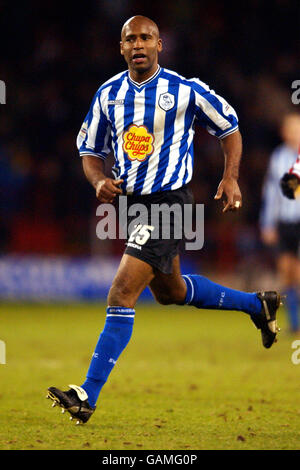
(0, 0, 299, 272)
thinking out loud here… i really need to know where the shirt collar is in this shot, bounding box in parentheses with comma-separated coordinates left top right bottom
(128, 65, 161, 88)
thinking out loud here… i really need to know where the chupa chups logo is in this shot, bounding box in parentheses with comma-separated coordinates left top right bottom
(122, 124, 154, 162)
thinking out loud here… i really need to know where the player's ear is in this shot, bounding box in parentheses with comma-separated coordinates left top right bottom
(157, 38, 163, 53)
(120, 41, 124, 56)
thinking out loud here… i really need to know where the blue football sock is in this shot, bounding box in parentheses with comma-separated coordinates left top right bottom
(81, 306, 135, 407)
(284, 287, 299, 332)
(80, 377, 106, 408)
(182, 274, 262, 315)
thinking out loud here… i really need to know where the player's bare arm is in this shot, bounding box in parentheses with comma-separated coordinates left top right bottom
(214, 130, 242, 212)
(82, 155, 123, 203)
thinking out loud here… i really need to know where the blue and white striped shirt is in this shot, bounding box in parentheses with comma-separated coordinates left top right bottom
(260, 144, 300, 228)
(77, 66, 238, 195)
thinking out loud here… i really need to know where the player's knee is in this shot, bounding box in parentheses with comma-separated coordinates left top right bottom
(153, 289, 185, 306)
(153, 292, 173, 305)
(107, 279, 135, 308)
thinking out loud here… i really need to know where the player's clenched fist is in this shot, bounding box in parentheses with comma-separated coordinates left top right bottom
(96, 178, 124, 203)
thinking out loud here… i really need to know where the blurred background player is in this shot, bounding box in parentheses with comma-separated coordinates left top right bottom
(280, 145, 300, 199)
(260, 113, 300, 333)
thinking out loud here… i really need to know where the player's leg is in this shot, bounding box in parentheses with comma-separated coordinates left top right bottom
(48, 254, 155, 423)
(80, 254, 154, 407)
(150, 255, 281, 349)
(149, 255, 187, 305)
(277, 223, 300, 332)
(277, 252, 300, 332)
(107, 253, 155, 307)
(150, 254, 261, 313)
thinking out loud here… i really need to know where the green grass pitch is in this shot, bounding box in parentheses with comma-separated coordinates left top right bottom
(0, 301, 299, 450)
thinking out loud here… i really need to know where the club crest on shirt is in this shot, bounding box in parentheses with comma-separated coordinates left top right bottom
(122, 124, 154, 162)
(158, 92, 175, 111)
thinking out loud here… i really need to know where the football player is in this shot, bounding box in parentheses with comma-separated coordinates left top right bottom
(47, 16, 281, 424)
(260, 114, 300, 334)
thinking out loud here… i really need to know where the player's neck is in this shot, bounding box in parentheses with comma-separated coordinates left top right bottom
(128, 64, 160, 84)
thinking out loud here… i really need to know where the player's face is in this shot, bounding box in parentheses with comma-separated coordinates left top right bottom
(120, 20, 162, 79)
(281, 115, 300, 150)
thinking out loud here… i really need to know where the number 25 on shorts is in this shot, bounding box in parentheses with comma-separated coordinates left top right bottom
(128, 224, 154, 245)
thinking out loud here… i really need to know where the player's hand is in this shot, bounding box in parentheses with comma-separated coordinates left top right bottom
(95, 178, 124, 203)
(280, 173, 299, 200)
(214, 177, 242, 213)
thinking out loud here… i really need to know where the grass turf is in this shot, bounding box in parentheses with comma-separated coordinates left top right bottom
(0, 301, 299, 450)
